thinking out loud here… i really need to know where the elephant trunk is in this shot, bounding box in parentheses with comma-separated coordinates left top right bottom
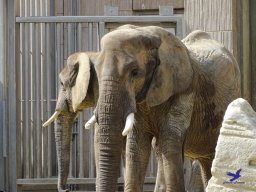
(54, 113, 76, 191)
(95, 78, 127, 192)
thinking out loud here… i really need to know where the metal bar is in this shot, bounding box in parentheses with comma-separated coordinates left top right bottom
(46, 0, 53, 177)
(7, 0, 17, 190)
(20, 1, 26, 179)
(0, 0, 6, 189)
(96, 23, 99, 51)
(56, 23, 61, 91)
(35, 0, 42, 179)
(74, 120, 78, 178)
(98, 22, 105, 50)
(26, 0, 33, 179)
(30, 0, 36, 178)
(41, 23, 48, 178)
(68, 23, 75, 55)
(16, 15, 182, 23)
(16, 0, 22, 181)
(31, 26, 37, 177)
(79, 114, 84, 178)
(35, 22, 42, 178)
(77, 23, 82, 51)
(40, 0, 48, 178)
(29, 0, 36, 178)
(50, 0, 57, 175)
(88, 22, 93, 51)
(46, 22, 52, 178)
(24, 21, 30, 179)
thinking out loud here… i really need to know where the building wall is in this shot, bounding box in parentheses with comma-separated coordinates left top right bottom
(184, 0, 234, 53)
(55, 0, 184, 16)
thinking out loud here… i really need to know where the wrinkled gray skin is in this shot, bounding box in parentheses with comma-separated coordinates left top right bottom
(47, 25, 240, 192)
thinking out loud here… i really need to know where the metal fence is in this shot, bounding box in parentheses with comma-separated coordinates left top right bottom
(2, 0, 184, 191)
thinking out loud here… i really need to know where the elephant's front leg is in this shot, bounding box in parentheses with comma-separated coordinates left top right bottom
(159, 93, 194, 192)
(124, 129, 153, 192)
(158, 131, 185, 192)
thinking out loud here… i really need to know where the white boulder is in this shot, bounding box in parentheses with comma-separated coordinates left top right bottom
(206, 98, 256, 192)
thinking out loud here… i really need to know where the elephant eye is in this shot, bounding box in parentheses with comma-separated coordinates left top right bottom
(131, 69, 143, 79)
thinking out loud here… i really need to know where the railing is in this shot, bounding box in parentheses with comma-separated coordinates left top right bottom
(15, 14, 183, 191)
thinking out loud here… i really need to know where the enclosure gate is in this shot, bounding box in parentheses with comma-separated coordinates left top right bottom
(1, 1, 184, 191)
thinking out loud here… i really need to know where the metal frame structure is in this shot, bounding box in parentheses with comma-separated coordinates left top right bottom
(0, 1, 184, 191)
(16, 15, 184, 38)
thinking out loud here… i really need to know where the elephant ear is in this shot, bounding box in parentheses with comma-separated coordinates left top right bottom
(146, 31, 194, 107)
(60, 52, 93, 112)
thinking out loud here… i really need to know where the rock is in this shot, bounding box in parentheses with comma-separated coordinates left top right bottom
(206, 98, 256, 192)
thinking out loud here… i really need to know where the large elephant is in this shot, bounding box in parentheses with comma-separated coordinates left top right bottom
(44, 25, 240, 192)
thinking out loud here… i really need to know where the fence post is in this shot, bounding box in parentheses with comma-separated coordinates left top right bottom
(6, 0, 18, 191)
(0, 0, 7, 190)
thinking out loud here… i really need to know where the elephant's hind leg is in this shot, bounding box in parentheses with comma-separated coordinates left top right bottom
(198, 155, 214, 188)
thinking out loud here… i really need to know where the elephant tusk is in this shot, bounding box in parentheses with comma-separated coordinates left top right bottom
(84, 115, 96, 129)
(122, 113, 135, 136)
(43, 111, 61, 127)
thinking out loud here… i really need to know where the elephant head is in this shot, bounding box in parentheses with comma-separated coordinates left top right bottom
(43, 52, 98, 191)
(85, 25, 194, 191)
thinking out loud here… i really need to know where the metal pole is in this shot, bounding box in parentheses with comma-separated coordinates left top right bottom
(7, 0, 17, 190)
(0, 0, 6, 190)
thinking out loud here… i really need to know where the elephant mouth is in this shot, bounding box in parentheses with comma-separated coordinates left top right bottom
(84, 112, 135, 136)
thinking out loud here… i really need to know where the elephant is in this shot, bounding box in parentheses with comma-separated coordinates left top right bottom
(43, 25, 241, 192)
(43, 51, 99, 191)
